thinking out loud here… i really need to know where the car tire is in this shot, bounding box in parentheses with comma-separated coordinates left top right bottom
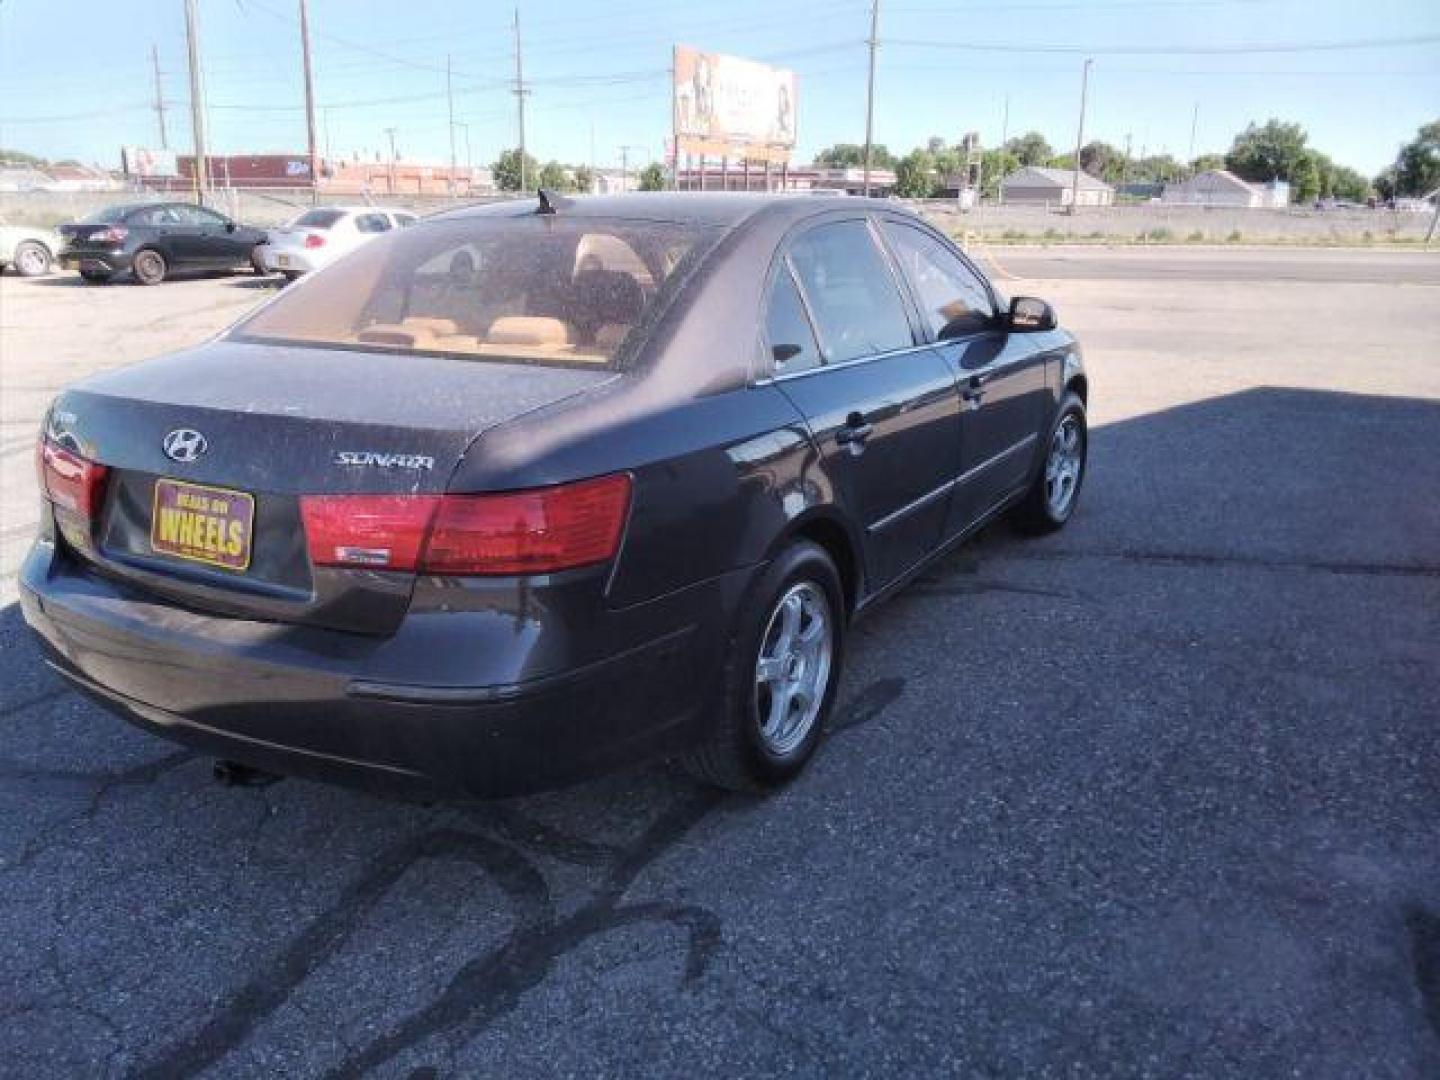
(684, 540, 845, 792)
(1012, 391, 1087, 535)
(281, 270, 299, 284)
(250, 246, 268, 275)
(131, 249, 167, 286)
(12, 241, 52, 277)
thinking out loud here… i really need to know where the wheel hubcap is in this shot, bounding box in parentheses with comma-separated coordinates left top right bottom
(18, 248, 43, 273)
(1044, 416, 1084, 517)
(754, 581, 833, 756)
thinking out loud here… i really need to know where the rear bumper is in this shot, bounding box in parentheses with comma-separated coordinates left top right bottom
(261, 248, 319, 274)
(60, 247, 132, 275)
(21, 539, 746, 797)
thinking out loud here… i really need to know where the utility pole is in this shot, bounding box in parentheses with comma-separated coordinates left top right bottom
(512, 7, 529, 192)
(1187, 100, 1199, 165)
(997, 93, 1009, 204)
(862, 0, 880, 197)
(150, 44, 169, 149)
(384, 126, 398, 193)
(457, 122, 472, 172)
(298, 0, 320, 205)
(1068, 57, 1092, 215)
(446, 54, 457, 198)
(619, 145, 645, 191)
(183, 0, 209, 205)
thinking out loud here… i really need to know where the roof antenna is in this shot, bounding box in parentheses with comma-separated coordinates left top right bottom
(536, 188, 572, 215)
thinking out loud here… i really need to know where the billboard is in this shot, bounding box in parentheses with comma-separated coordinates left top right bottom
(674, 46, 796, 163)
(121, 147, 179, 178)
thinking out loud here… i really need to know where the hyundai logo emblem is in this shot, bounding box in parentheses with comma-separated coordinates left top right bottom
(162, 428, 208, 463)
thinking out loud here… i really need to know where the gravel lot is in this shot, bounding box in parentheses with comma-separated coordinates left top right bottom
(1, 249, 1437, 1077)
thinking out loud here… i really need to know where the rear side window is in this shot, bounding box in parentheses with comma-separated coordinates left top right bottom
(881, 221, 995, 338)
(355, 213, 392, 234)
(764, 266, 821, 375)
(293, 209, 344, 230)
(787, 221, 914, 364)
(393, 213, 418, 228)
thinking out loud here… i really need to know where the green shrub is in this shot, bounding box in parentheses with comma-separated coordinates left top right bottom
(1186, 230, 1205, 242)
(1227, 229, 1243, 242)
(1042, 227, 1062, 240)
(1146, 227, 1174, 242)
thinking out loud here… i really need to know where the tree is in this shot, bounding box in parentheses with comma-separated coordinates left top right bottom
(893, 149, 937, 198)
(1328, 165, 1369, 202)
(573, 165, 595, 193)
(1292, 154, 1320, 203)
(813, 142, 897, 169)
(492, 148, 540, 192)
(1190, 153, 1226, 173)
(537, 161, 570, 191)
(1225, 119, 1309, 182)
(1005, 131, 1053, 167)
(1393, 119, 1440, 197)
(0, 148, 47, 166)
(637, 162, 666, 191)
(980, 148, 1018, 198)
(1079, 140, 1123, 182)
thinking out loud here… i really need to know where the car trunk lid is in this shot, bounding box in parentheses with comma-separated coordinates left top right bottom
(48, 339, 614, 634)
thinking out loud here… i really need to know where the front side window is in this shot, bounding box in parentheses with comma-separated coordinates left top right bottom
(764, 265, 822, 375)
(787, 220, 914, 364)
(881, 221, 995, 339)
(233, 215, 719, 370)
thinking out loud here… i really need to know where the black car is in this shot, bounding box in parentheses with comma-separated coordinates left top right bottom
(58, 201, 268, 284)
(24, 193, 1088, 797)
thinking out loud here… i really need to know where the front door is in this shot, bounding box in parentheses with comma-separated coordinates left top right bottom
(765, 218, 961, 590)
(876, 220, 1049, 536)
(188, 206, 249, 267)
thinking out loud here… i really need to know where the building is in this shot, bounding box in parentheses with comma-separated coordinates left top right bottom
(673, 163, 897, 195)
(1000, 167, 1114, 207)
(1161, 169, 1289, 208)
(157, 154, 493, 197)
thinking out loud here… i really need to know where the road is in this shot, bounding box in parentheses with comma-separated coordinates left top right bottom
(1, 249, 1438, 1077)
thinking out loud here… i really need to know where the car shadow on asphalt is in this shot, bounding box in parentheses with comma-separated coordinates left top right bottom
(3, 386, 1438, 1076)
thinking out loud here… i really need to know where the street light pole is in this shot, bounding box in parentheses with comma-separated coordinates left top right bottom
(299, 0, 320, 205)
(384, 126, 398, 193)
(1068, 57, 1092, 215)
(183, 0, 210, 205)
(862, 0, 879, 197)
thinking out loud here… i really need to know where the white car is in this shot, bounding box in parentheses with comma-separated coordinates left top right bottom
(260, 206, 418, 280)
(0, 217, 63, 277)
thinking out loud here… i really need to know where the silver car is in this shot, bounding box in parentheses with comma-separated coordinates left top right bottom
(260, 205, 418, 280)
(0, 217, 63, 277)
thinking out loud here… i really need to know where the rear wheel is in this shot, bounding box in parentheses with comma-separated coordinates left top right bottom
(12, 241, 52, 277)
(131, 248, 167, 286)
(684, 541, 844, 792)
(250, 245, 268, 275)
(1012, 391, 1087, 534)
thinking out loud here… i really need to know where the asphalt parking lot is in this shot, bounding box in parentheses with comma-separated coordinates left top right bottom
(1, 248, 1437, 1077)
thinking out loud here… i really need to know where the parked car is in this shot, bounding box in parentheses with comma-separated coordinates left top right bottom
(58, 202, 267, 284)
(23, 193, 1087, 798)
(260, 205, 418, 280)
(0, 216, 62, 276)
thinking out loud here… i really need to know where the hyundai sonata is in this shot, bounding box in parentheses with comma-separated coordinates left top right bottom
(23, 192, 1087, 796)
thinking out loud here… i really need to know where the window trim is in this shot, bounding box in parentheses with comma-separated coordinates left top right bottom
(760, 256, 826, 379)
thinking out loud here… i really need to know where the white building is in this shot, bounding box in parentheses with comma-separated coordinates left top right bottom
(1000, 166, 1114, 207)
(1161, 169, 1289, 208)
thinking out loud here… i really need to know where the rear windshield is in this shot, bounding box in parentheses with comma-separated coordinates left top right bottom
(291, 209, 345, 229)
(233, 214, 718, 369)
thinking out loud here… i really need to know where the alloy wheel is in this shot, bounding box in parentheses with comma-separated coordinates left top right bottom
(1044, 414, 1084, 518)
(754, 581, 833, 756)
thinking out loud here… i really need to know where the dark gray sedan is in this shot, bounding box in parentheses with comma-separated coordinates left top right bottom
(23, 192, 1087, 796)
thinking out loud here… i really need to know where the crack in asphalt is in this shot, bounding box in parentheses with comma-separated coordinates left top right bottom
(122, 678, 906, 1077)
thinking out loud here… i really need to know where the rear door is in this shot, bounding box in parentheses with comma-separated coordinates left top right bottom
(877, 218, 1049, 536)
(767, 216, 961, 591)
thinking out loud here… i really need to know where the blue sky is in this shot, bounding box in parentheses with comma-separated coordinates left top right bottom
(2, 0, 1437, 177)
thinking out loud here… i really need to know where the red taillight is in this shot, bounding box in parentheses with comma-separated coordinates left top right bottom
(303, 233, 326, 249)
(88, 225, 128, 243)
(299, 473, 631, 576)
(38, 437, 109, 518)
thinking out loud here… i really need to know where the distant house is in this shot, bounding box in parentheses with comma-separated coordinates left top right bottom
(1000, 166, 1114, 207)
(1161, 169, 1289, 208)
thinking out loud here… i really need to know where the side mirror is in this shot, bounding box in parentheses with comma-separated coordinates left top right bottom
(1008, 295, 1057, 333)
(225, 219, 237, 233)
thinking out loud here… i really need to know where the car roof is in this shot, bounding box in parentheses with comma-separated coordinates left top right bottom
(430, 191, 912, 231)
(300, 205, 410, 215)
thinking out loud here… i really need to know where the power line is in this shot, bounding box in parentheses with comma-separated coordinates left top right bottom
(884, 31, 1440, 55)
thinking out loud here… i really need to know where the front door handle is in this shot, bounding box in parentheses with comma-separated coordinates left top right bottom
(835, 412, 874, 452)
(961, 373, 991, 408)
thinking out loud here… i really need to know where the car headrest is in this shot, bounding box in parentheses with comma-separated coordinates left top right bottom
(487, 316, 571, 346)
